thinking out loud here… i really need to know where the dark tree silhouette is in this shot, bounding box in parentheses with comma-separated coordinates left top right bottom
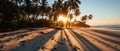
(0, 0, 92, 30)
(81, 14, 93, 23)
(88, 14, 93, 20)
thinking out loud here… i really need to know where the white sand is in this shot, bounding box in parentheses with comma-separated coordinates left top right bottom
(0, 27, 120, 51)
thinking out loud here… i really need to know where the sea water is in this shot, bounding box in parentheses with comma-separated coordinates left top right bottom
(92, 25, 120, 31)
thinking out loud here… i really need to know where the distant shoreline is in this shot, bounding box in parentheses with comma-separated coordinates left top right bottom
(91, 24, 120, 30)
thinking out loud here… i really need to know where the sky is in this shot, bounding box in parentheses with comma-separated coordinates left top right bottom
(48, 0, 120, 26)
(80, 0, 120, 26)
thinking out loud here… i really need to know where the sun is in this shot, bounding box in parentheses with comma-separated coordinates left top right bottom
(58, 15, 67, 23)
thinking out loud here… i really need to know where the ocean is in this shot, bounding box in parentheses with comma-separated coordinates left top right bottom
(92, 25, 120, 31)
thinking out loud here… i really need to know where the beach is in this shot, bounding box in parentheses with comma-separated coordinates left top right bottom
(0, 27, 120, 51)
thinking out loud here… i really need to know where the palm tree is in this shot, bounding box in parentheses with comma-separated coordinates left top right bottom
(0, 0, 27, 28)
(68, 0, 81, 16)
(65, 0, 81, 27)
(51, 0, 63, 21)
(46, 6, 51, 20)
(0, 0, 83, 28)
(81, 14, 93, 24)
(88, 14, 93, 20)
(81, 15, 87, 23)
(40, 0, 48, 19)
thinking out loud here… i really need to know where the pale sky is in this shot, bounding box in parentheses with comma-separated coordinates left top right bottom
(80, 0, 120, 26)
(48, 0, 120, 26)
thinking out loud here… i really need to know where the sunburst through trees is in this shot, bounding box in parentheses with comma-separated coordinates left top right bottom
(0, 0, 93, 29)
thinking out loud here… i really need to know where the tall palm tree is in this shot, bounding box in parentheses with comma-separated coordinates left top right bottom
(51, 0, 63, 21)
(0, 0, 26, 28)
(66, 0, 81, 27)
(40, 0, 48, 19)
(68, 0, 81, 9)
(64, 0, 81, 23)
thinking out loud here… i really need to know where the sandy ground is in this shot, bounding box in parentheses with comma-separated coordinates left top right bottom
(0, 27, 120, 51)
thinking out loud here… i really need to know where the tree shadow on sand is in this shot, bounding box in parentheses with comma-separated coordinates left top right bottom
(70, 29, 101, 51)
(9, 29, 58, 51)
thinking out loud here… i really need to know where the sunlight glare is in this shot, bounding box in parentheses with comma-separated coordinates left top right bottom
(58, 15, 67, 23)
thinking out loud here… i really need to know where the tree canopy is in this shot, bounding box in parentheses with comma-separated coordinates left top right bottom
(0, 0, 93, 29)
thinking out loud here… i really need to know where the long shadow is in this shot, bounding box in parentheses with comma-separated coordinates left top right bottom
(81, 30, 120, 45)
(9, 29, 58, 51)
(92, 29, 120, 37)
(0, 28, 45, 43)
(63, 29, 74, 51)
(0, 32, 29, 43)
(70, 29, 101, 51)
(52, 30, 71, 51)
(0, 30, 31, 43)
(72, 29, 120, 51)
(50, 30, 67, 51)
(0, 30, 29, 38)
(0, 28, 42, 38)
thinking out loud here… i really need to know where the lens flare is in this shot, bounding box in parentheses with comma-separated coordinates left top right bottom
(58, 15, 67, 23)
